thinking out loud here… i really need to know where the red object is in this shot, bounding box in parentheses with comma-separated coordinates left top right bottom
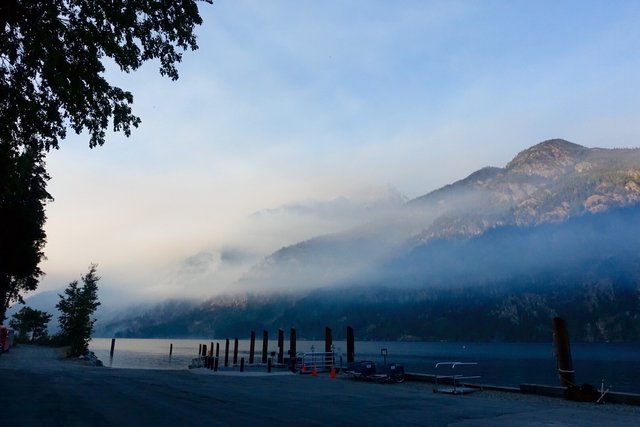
(0, 326, 6, 350)
(0, 325, 10, 352)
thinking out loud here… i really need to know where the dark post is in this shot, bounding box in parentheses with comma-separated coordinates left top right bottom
(262, 330, 269, 364)
(325, 327, 332, 353)
(110, 338, 116, 358)
(325, 326, 333, 369)
(169, 343, 173, 357)
(215, 342, 220, 359)
(553, 317, 576, 388)
(210, 342, 214, 356)
(267, 357, 272, 373)
(198, 344, 202, 356)
(202, 344, 207, 357)
(240, 357, 245, 372)
(214, 356, 219, 372)
(277, 329, 284, 364)
(346, 326, 355, 364)
(249, 331, 256, 364)
(224, 338, 230, 367)
(233, 338, 239, 365)
(289, 328, 297, 370)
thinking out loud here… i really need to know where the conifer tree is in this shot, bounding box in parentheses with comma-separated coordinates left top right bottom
(9, 306, 52, 342)
(57, 264, 101, 356)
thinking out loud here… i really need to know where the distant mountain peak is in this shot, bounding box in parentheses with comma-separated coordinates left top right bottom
(535, 138, 583, 148)
(521, 138, 587, 153)
(506, 139, 589, 178)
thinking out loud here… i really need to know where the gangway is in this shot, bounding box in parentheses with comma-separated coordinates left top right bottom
(433, 362, 481, 395)
(296, 351, 335, 373)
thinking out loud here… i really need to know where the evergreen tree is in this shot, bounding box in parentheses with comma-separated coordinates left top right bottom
(57, 264, 101, 356)
(9, 306, 52, 342)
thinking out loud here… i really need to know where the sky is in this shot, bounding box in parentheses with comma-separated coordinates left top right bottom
(34, 0, 640, 305)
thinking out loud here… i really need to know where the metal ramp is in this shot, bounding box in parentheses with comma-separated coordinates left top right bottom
(433, 362, 481, 395)
(296, 351, 335, 373)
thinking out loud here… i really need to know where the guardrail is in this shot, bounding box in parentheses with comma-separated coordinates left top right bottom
(434, 362, 481, 395)
(296, 351, 335, 373)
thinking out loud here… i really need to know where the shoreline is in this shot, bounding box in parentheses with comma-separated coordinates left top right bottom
(89, 338, 640, 394)
(2, 345, 639, 426)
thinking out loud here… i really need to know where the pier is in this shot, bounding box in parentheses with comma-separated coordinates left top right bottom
(184, 320, 640, 407)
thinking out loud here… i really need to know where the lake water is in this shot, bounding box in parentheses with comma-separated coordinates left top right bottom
(90, 338, 640, 394)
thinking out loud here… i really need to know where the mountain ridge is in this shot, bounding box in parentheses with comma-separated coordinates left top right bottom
(250, 139, 640, 278)
(93, 139, 640, 341)
(98, 205, 640, 342)
(406, 139, 640, 244)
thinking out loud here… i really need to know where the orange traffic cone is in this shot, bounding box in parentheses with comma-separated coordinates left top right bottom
(311, 366, 318, 377)
(330, 367, 336, 379)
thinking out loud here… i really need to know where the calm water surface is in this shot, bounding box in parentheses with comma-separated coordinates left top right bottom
(90, 338, 640, 394)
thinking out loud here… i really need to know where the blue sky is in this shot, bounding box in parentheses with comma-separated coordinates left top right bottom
(37, 0, 640, 303)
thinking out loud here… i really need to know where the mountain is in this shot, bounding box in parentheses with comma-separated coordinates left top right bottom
(97, 139, 640, 342)
(99, 205, 640, 342)
(409, 139, 640, 242)
(249, 185, 407, 221)
(238, 139, 640, 290)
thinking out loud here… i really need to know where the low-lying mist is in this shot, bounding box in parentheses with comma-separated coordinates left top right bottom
(92, 204, 640, 341)
(124, 186, 413, 300)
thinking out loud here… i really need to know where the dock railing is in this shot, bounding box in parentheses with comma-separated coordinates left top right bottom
(434, 362, 481, 394)
(296, 351, 335, 373)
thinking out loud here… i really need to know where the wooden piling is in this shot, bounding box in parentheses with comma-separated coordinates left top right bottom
(240, 357, 245, 372)
(110, 338, 116, 358)
(215, 342, 220, 362)
(233, 338, 239, 365)
(202, 344, 207, 357)
(325, 326, 333, 369)
(214, 355, 219, 372)
(169, 343, 173, 357)
(325, 327, 332, 353)
(267, 357, 272, 373)
(277, 329, 284, 364)
(262, 330, 268, 364)
(210, 341, 214, 357)
(198, 344, 202, 356)
(224, 338, 230, 367)
(289, 328, 297, 370)
(249, 331, 256, 364)
(346, 326, 355, 364)
(553, 317, 575, 388)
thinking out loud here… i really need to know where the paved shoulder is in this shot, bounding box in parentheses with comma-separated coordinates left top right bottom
(1, 345, 639, 426)
(0, 344, 66, 371)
